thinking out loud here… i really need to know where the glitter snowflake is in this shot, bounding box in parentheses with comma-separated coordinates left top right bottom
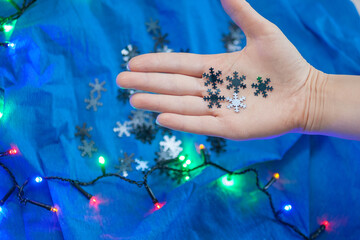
(113, 121, 132, 137)
(75, 123, 93, 140)
(117, 89, 131, 104)
(129, 110, 154, 128)
(121, 44, 140, 68)
(145, 18, 161, 35)
(159, 135, 183, 158)
(226, 93, 246, 113)
(251, 77, 273, 98)
(85, 95, 103, 111)
(156, 45, 173, 53)
(203, 88, 225, 109)
(89, 78, 107, 98)
(78, 140, 97, 157)
(155, 149, 173, 164)
(206, 136, 227, 154)
(226, 71, 246, 93)
(131, 124, 157, 144)
(135, 159, 150, 171)
(115, 152, 135, 177)
(203, 67, 223, 89)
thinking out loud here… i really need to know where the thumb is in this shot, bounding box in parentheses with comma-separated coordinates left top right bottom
(220, 0, 274, 37)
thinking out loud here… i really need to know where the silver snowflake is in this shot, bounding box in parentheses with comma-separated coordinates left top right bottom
(135, 159, 149, 171)
(75, 123, 93, 140)
(156, 45, 173, 53)
(159, 135, 183, 158)
(89, 78, 107, 98)
(121, 44, 140, 64)
(115, 152, 135, 177)
(78, 140, 97, 157)
(226, 93, 246, 113)
(129, 110, 154, 128)
(145, 18, 161, 34)
(113, 121, 132, 137)
(85, 95, 103, 111)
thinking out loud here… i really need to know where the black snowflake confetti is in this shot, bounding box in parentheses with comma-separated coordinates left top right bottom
(131, 124, 158, 144)
(226, 71, 246, 93)
(75, 123, 93, 140)
(251, 77, 273, 98)
(203, 67, 223, 89)
(206, 136, 227, 155)
(203, 88, 225, 109)
(117, 88, 131, 104)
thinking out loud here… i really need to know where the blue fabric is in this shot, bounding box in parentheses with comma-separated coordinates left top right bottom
(0, 0, 359, 239)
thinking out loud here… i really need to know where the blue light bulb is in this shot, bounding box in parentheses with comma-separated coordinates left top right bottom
(35, 176, 43, 183)
(284, 204, 292, 211)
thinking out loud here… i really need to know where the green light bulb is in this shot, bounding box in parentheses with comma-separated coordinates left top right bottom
(179, 155, 185, 161)
(185, 176, 190, 181)
(98, 156, 105, 164)
(221, 175, 234, 187)
(185, 159, 191, 165)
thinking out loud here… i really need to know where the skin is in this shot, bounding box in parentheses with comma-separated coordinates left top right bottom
(116, 0, 360, 141)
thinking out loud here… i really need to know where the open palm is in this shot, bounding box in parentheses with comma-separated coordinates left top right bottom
(117, 0, 311, 140)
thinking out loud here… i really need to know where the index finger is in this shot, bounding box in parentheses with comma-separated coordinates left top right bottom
(128, 52, 212, 77)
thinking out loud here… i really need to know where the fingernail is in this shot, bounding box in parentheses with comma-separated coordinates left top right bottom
(126, 63, 131, 71)
(155, 119, 162, 126)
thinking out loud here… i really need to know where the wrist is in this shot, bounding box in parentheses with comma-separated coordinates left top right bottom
(299, 66, 329, 134)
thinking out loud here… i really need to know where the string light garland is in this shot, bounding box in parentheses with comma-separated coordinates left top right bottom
(0, 146, 328, 240)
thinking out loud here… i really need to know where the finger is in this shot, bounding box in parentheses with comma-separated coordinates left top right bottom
(156, 113, 221, 136)
(128, 52, 213, 77)
(130, 93, 213, 116)
(220, 0, 274, 37)
(116, 71, 205, 97)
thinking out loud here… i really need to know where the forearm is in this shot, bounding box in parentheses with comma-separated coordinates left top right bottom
(302, 67, 360, 140)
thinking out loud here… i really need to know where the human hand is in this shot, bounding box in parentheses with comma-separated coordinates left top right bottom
(117, 0, 314, 140)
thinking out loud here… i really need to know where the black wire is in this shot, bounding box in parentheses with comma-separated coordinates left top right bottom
(1, 152, 316, 239)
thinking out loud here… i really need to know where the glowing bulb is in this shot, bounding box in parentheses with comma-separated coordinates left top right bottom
(221, 175, 234, 186)
(90, 196, 97, 204)
(283, 204, 292, 211)
(8, 42, 15, 49)
(50, 207, 58, 213)
(0, 206, 2, 213)
(185, 159, 191, 165)
(0, 112, 3, 119)
(9, 149, 17, 155)
(179, 155, 185, 161)
(185, 176, 190, 181)
(273, 173, 280, 179)
(3, 25, 13, 33)
(183, 163, 187, 168)
(199, 144, 205, 150)
(322, 220, 329, 229)
(154, 202, 162, 210)
(98, 156, 105, 164)
(35, 177, 43, 183)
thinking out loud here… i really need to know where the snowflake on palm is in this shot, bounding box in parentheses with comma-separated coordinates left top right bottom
(203, 88, 225, 109)
(226, 71, 246, 93)
(203, 67, 223, 89)
(226, 93, 246, 113)
(206, 136, 227, 155)
(113, 121, 132, 137)
(121, 44, 140, 68)
(78, 140, 97, 157)
(115, 152, 135, 177)
(252, 77, 273, 98)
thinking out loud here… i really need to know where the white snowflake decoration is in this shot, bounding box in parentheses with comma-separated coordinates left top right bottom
(113, 121, 132, 137)
(121, 44, 139, 63)
(156, 45, 173, 53)
(135, 159, 149, 171)
(159, 135, 183, 158)
(85, 96, 103, 111)
(89, 78, 107, 98)
(78, 140, 97, 157)
(226, 93, 246, 113)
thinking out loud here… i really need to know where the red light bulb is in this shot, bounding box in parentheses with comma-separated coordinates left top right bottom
(9, 149, 17, 155)
(322, 220, 329, 229)
(50, 207, 58, 213)
(90, 196, 97, 203)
